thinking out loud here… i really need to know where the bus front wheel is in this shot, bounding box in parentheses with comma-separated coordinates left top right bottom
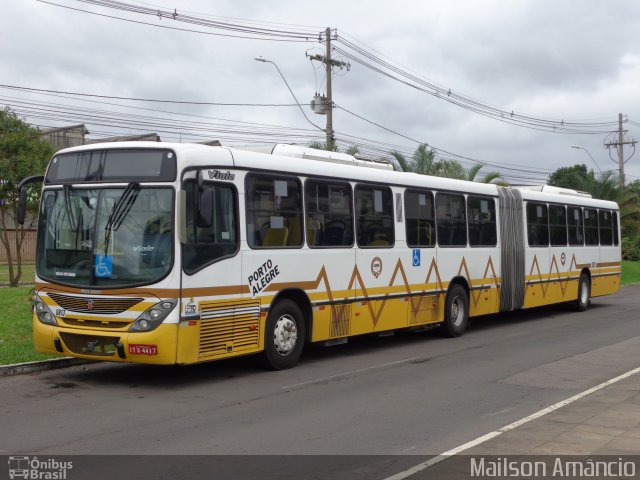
(441, 284, 469, 337)
(577, 273, 591, 312)
(261, 299, 305, 370)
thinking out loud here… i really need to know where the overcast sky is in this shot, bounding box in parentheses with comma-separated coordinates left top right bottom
(2, 0, 640, 184)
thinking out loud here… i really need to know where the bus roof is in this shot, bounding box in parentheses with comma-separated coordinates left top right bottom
(53, 142, 619, 210)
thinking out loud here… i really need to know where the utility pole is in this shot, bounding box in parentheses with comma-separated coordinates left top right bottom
(309, 28, 348, 148)
(605, 113, 637, 188)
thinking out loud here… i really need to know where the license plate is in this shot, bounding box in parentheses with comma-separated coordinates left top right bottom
(128, 344, 158, 356)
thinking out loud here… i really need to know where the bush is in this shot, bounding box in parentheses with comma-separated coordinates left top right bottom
(622, 236, 640, 261)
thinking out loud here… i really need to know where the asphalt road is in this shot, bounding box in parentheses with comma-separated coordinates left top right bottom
(1, 286, 639, 477)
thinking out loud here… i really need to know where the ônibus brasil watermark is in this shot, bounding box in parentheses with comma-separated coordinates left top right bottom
(8, 456, 73, 480)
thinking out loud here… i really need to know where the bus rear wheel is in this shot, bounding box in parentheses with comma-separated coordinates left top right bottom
(261, 299, 305, 370)
(577, 273, 591, 312)
(441, 284, 469, 337)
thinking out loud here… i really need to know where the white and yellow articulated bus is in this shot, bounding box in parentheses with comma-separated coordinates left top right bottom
(17, 142, 621, 369)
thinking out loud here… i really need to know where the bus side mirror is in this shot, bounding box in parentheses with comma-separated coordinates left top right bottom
(17, 187, 28, 225)
(16, 175, 45, 225)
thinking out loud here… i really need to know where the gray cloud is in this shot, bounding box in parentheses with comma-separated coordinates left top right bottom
(1, 0, 639, 182)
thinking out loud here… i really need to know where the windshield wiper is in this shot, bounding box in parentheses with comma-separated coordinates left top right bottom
(103, 182, 140, 254)
(63, 184, 78, 231)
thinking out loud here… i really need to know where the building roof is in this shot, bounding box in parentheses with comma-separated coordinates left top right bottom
(40, 124, 89, 135)
(87, 133, 161, 143)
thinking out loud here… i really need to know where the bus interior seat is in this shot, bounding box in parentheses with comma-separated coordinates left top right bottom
(262, 227, 289, 246)
(306, 226, 316, 246)
(285, 217, 302, 246)
(369, 233, 389, 247)
(323, 220, 346, 246)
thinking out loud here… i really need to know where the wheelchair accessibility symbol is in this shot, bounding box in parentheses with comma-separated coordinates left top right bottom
(95, 254, 113, 278)
(412, 249, 421, 267)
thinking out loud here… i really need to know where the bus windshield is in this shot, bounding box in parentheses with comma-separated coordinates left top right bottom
(36, 187, 174, 287)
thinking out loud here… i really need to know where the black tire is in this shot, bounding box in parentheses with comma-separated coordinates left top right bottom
(577, 272, 591, 312)
(260, 299, 305, 370)
(440, 284, 469, 337)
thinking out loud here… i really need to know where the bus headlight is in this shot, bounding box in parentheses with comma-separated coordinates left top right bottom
(34, 297, 58, 326)
(129, 299, 177, 332)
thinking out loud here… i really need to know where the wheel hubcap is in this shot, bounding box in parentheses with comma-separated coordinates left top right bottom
(581, 281, 588, 304)
(273, 314, 298, 356)
(451, 296, 464, 327)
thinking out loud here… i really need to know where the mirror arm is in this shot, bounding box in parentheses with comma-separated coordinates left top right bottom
(16, 175, 45, 225)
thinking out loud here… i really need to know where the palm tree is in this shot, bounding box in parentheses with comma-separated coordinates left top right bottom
(308, 140, 338, 152)
(391, 145, 506, 184)
(344, 145, 359, 156)
(391, 144, 440, 175)
(437, 159, 467, 180)
(465, 163, 506, 184)
(308, 141, 360, 155)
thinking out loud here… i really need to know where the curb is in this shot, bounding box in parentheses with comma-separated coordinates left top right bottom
(0, 357, 93, 377)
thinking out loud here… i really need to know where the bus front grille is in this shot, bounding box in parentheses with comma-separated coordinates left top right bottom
(48, 293, 144, 314)
(60, 318, 131, 330)
(198, 300, 261, 359)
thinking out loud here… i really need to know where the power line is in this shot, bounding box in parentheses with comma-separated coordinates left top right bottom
(1, 85, 597, 184)
(335, 104, 558, 176)
(1, 86, 560, 181)
(41, 1, 622, 135)
(0, 84, 304, 107)
(37, 0, 318, 42)
(332, 35, 618, 134)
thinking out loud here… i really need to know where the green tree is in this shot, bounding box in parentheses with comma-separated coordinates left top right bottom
(437, 158, 467, 179)
(547, 164, 592, 191)
(308, 141, 361, 156)
(308, 140, 338, 152)
(465, 163, 505, 184)
(391, 144, 506, 184)
(0, 108, 52, 286)
(548, 163, 640, 244)
(390, 144, 440, 175)
(344, 144, 359, 156)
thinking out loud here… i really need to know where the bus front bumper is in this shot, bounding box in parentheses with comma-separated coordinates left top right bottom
(33, 316, 178, 365)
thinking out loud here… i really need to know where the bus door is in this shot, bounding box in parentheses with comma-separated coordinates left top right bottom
(353, 185, 404, 333)
(548, 204, 572, 302)
(524, 201, 551, 307)
(403, 189, 438, 327)
(435, 192, 470, 317)
(464, 195, 500, 316)
(298, 178, 356, 342)
(595, 209, 620, 295)
(177, 171, 245, 364)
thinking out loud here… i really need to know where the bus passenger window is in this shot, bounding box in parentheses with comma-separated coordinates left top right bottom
(599, 210, 613, 246)
(526, 202, 548, 247)
(405, 190, 435, 247)
(436, 193, 466, 247)
(305, 180, 353, 247)
(246, 174, 303, 248)
(584, 208, 599, 246)
(568, 207, 583, 246)
(613, 212, 619, 246)
(467, 196, 497, 247)
(549, 205, 567, 246)
(355, 185, 394, 247)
